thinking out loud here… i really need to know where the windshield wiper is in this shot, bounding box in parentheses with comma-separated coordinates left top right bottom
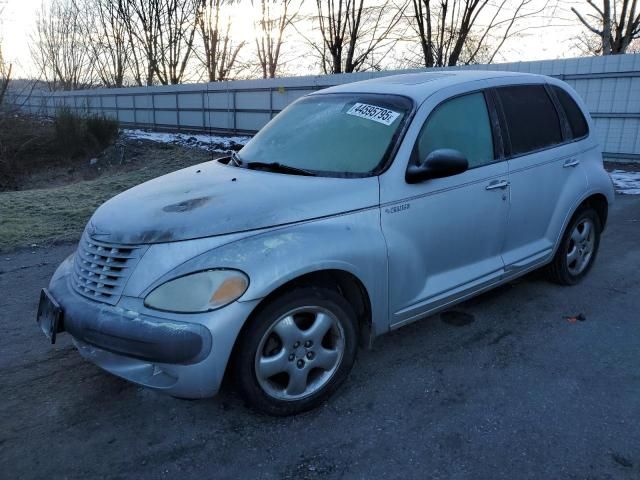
(245, 161, 316, 177)
(230, 151, 244, 167)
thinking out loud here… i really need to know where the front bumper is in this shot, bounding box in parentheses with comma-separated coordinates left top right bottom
(47, 254, 260, 398)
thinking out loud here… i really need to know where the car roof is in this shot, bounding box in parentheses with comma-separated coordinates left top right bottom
(312, 70, 548, 103)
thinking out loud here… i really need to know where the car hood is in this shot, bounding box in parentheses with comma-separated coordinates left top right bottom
(87, 160, 380, 245)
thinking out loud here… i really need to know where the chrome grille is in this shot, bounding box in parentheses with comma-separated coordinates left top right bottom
(72, 234, 144, 305)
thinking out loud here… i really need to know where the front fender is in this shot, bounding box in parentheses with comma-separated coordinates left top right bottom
(144, 209, 390, 336)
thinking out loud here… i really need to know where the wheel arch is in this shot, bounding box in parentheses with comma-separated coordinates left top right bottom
(552, 191, 609, 259)
(579, 193, 608, 231)
(226, 268, 373, 383)
(224, 268, 374, 387)
(249, 268, 371, 346)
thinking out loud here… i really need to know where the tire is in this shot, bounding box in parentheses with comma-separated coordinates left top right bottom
(547, 207, 601, 285)
(233, 286, 358, 416)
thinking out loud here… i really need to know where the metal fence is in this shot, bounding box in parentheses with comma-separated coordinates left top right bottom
(9, 53, 640, 162)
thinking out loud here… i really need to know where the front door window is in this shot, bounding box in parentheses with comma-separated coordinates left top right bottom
(416, 92, 495, 169)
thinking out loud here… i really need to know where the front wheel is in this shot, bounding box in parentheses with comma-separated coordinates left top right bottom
(233, 287, 358, 416)
(547, 207, 601, 285)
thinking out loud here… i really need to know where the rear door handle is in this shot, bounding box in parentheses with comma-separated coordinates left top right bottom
(563, 158, 580, 168)
(486, 179, 510, 190)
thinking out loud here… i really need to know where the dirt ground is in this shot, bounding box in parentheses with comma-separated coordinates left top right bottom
(1, 195, 639, 479)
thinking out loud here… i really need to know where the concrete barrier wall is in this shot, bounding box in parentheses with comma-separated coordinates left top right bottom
(9, 54, 640, 162)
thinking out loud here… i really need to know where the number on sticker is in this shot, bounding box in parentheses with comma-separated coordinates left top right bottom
(346, 103, 400, 126)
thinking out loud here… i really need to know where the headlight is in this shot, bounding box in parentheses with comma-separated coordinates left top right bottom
(144, 270, 249, 313)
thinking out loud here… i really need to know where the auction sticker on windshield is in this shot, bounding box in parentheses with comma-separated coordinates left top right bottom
(346, 103, 400, 126)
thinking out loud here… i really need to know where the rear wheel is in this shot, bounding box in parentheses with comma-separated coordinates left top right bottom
(547, 207, 601, 285)
(234, 286, 358, 416)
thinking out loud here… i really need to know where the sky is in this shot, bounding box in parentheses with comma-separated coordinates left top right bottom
(1, 0, 40, 75)
(0, 0, 589, 80)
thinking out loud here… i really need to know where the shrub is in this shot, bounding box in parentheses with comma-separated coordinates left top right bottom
(0, 113, 53, 190)
(86, 114, 119, 149)
(54, 108, 86, 156)
(54, 108, 119, 157)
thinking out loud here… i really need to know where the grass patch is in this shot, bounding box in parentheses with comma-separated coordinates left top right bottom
(0, 142, 214, 252)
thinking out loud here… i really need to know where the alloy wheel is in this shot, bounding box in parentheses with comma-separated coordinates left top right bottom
(254, 306, 345, 401)
(566, 218, 595, 276)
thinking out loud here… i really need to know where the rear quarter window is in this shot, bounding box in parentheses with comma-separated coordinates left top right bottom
(552, 85, 589, 139)
(496, 85, 563, 156)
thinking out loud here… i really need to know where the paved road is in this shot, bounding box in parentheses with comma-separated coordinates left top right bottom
(1, 196, 639, 479)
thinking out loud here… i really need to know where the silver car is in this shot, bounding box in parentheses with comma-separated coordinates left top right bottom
(37, 71, 614, 415)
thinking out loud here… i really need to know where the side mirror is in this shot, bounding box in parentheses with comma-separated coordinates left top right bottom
(405, 148, 468, 184)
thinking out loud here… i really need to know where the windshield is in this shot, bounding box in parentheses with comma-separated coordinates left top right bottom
(238, 93, 413, 176)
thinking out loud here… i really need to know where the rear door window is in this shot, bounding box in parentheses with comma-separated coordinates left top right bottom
(416, 92, 495, 169)
(552, 85, 589, 139)
(496, 85, 562, 156)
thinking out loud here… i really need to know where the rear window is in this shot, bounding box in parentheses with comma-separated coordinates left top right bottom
(552, 85, 589, 139)
(496, 85, 562, 156)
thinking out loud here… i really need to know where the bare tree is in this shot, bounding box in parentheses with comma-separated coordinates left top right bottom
(572, 0, 640, 54)
(81, 0, 130, 87)
(118, 0, 202, 85)
(410, 0, 551, 67)
(0, 44, 10, 105)
(311, 0, 408, 74)
(198, 0, 245, 81)
(254, 0, 300, 78)
(155, 0, 202, 84)
(0, 2, 11, 104)
(31, 0, 94, 90)
(118, 0, 162, 86)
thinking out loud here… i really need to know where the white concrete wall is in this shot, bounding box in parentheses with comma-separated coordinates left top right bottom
(10, 54, 640, 161)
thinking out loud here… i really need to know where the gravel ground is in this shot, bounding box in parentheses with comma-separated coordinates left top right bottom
(1, 195, 639, 480)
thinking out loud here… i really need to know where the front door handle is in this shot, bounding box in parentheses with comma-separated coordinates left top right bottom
(563, 158, 580, 168)
(486, 179, 510, 190)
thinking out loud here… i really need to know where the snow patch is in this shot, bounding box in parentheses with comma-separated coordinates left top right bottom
(122, 129, 250, 153)
(610, 170, 640, 195)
